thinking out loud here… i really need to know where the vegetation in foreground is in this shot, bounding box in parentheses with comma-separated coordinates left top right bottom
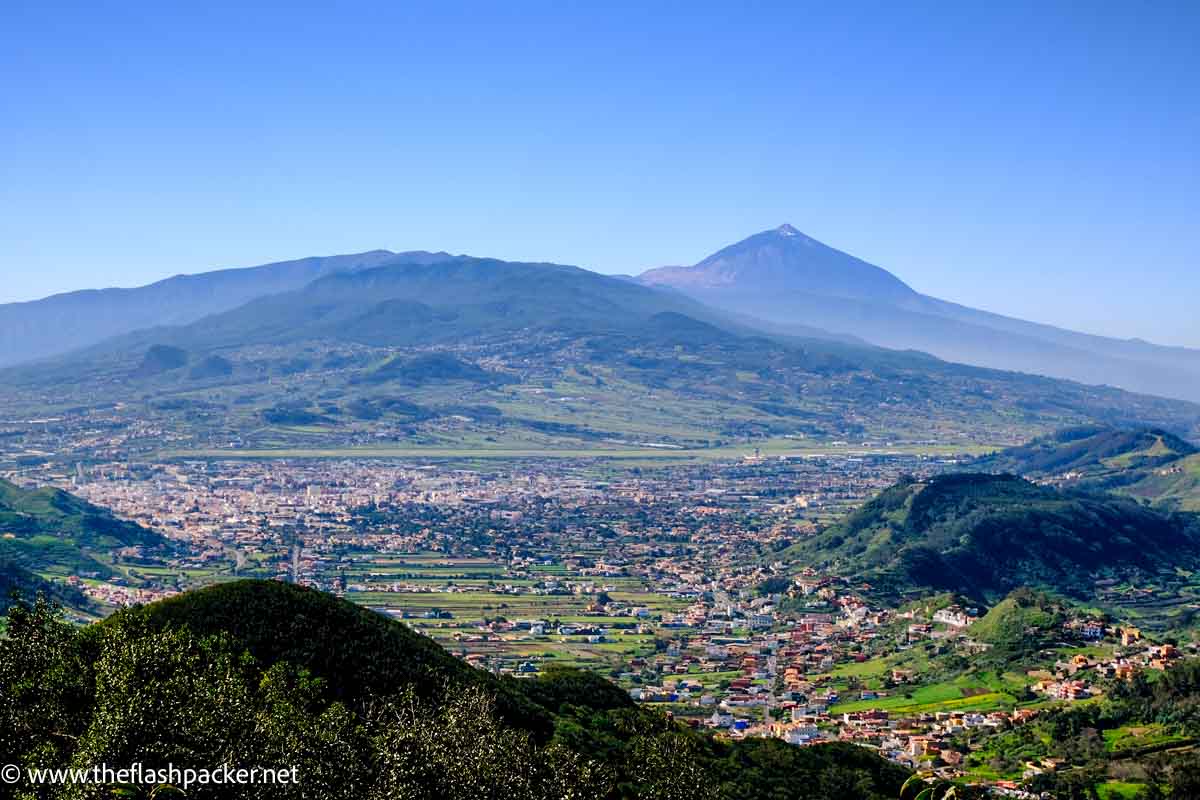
(0, 580, 909, 800)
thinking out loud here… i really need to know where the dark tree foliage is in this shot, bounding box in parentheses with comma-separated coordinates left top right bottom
(0, 583, 910, 800)
(785, 473, 1200, 602)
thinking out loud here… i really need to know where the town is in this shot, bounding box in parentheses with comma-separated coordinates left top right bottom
(5, 439, 1197, 796)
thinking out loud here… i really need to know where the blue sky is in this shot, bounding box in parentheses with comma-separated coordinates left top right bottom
(2, 1, 1197, 346)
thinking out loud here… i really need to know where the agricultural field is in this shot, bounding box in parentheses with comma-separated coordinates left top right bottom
(828, 673, 1034, 716)
(336, 552, 688, 672)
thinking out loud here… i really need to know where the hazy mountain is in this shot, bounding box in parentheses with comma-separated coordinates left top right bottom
(10, 226, 1200, 403)
(5, 253, 1200, 453)
(113, 255, 747, 349)
(0, 249, 435, 367)
(640, 225, 1200, 402)
(643, 224, 917, 303)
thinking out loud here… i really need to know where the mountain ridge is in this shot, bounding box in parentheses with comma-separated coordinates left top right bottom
(7, 225, 1199, 403)
(973, 425, 1200, 511)
(4, 253, 1200, 455)
(637, 226, 1200, 402)
(0, 249, 436, 366)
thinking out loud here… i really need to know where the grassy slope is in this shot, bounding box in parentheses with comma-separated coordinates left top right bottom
(0, 479, 167, 577)
(974, 426, 1200, 510)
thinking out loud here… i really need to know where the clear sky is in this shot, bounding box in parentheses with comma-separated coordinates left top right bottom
(2, 1, 1197, 346)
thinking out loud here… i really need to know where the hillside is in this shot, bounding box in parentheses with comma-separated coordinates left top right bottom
(640, 225, 1200, 402)
(0, 478, 169, 579)
(0, 580, 910, 800)
(780, 473, 1200, 602)
(3, 255, 1199, 459)
(973, 426, 1200, 511)
(0, 559, 90, 614)
(0, 249, 410, 367)
(965, 587, 1071, 664)
(110, 578, 549, 731)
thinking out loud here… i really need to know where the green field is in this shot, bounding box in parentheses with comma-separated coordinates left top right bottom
(829, 673, 1032, 715)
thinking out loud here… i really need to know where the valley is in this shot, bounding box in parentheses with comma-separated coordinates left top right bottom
(7, 421, 1200, 797)
(6, 4, 1198, 796)
(4, 238, 1200, 799)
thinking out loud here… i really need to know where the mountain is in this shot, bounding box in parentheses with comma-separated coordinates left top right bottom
(779, 473, 1200, 602)
(639, 225, 1200, 402)
(102, 255, 744, 350)
(0, 249, 433, 367)
(6, 254, 1200, 455)
(642, 224, 917, 303)
(0, 478, 169, 579)
(973, 425, 1200, 511)
(9, 227, 1200, 403)
(0, 579, 911, 800)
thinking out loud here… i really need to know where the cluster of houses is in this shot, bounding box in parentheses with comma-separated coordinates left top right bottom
(1028, 631, 1183, 700)
(64, 574, 177, 607)
(600, 574, 1200, 794)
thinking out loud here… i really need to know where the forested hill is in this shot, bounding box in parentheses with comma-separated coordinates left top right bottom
(973, 425, 1200, 511)
(780, 473, 1200, 602)
(0, 580, 910, 800)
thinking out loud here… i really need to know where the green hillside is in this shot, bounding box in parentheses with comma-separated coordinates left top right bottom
(965, 588, 1072, 665)
(781, 473, 1200, 602)
(2, 580, 910, 800)
(0, 478, 169, 579)
(107, 579, 551, 734)
(975, 426, 1200, 510)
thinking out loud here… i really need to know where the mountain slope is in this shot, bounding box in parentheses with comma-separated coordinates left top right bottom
(639, 226, 1200, 402)
(0, 559, 90, 614)
(4, 254, 1199, 457)
(780, 473, 1200, 602)
(119, 255, 744, 350)
(974, 425, 1200, 511)
(110, 579, 551, 732)
(0, 249, 421, 367)
(0, 478, 169, 578)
